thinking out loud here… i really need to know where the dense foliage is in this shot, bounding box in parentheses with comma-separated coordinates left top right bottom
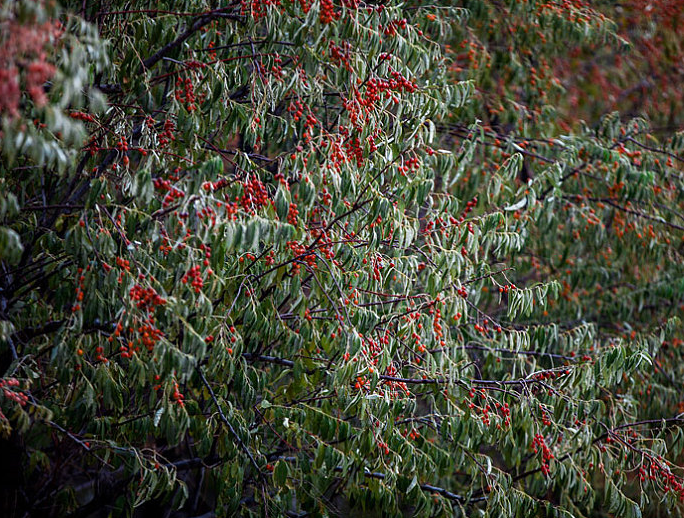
(1, 1, 683, 517)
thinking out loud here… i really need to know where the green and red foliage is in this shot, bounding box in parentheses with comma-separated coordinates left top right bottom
(557, 0, 684, 130)
(1, 1, 684, 517)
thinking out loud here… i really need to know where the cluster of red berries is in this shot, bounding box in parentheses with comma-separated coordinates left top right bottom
(241, 0, 281, 20)
(398, 154, 421, 176)
(238, 252, 257, 264)
(338, 126, 364, 167)
(171, 380, 185, 408)
(458, 197, 478, 223)
(119, 340, 137, 359)
(0, 378, 27, 407)
(304, 112, 319, 130)
(72, 267, 86, 312)
(224, 325, 239, 354)
(538, 404, 552, 427)
(175, 76, 197, 112)
(422, 197, 478, 240)
(402, 428, 421, 440)
(158, 119, 176, 147)
(377, 439, 390, 455)
(533, 369, 570, 381)
(359, 71, 417, 108)
(464, 388, 501, 428)
(329, 40, 352, 71)
(364, 332, 388, 365)
(93, 343, 108, 363)
(465, 389, 503, 427)
(287, 202, 299, 225)
(196, 205, 218, 227)
(479, 403, 493, 426)
(288, 98, 319, 137)
(115, 256, 131, 284)
(69, 111, 95, 123)
(115, 135, 130, 168)
(107, 321, 127, 357)
(129, 284, 166, 311)
(367, 134, 378, 154)
(317, 187, 333, 207)
(532, 434, 554, 476)
(494, 401, 511, 427)
(381, 364, 409, 398)
(264, 250, 276, 265)
(182, 265, 204, 293)
(315, 228, 338, 260)
(382, 17, 408, 37)
(288, 98, 306, 123)
(199, 244, 212, 268)
(240, 176, 271, 214)
(298, 0, 311, 14)
(636, 459, 684, 500)
(369, 254, 384, 282)
(325, 133, 353, 170)
(202, 177, 230, 192)
(154, 177, 186, 208)
(221, 201, 240, 221)
(85, 135, 101, 156)
(183, 60, 206, 70)
(274, 172, 289, 188)
(354, 375, 369, 391)
(319, 0, 338, 24)
(287, 241, 317, 273)
(473, 318, 502, 335)
(137, 323, 164, 352)
(430, 300, 445, 345)
(464, 389, 478, 408)
(343, 98, 363, 129)
(268, 53, 284, 80)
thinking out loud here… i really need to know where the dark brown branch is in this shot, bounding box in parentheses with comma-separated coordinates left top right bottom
(141, 9, 242, 72)
(197, 367, 262, 476)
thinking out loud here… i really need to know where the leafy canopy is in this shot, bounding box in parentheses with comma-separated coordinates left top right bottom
(1, 1, 684, 517)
